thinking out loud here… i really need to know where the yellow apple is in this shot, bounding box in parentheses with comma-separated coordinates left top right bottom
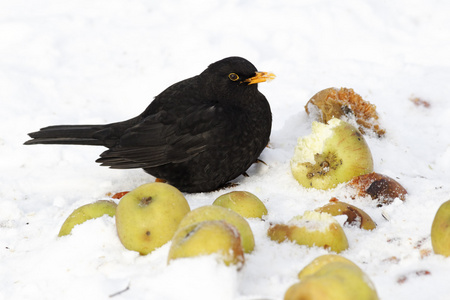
(58, 200, 117, 237)
(168, 220, 244, 268)
(267, 211, 348, 253)
(291, 118, 373, 190)
(431, 200, 450, 256)
(177, 205, 255, 253)
(213, 191, 268, 219)
(115, 182, 190, 255)
(285, 254, 379, 300)
(297, 254, 360, 279)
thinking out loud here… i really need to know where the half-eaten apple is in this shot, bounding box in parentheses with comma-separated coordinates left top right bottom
(291, 118, 373, 190)
(267, 211, 349, 253)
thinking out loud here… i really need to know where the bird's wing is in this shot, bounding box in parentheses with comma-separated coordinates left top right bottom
(96, 103, 235, 169)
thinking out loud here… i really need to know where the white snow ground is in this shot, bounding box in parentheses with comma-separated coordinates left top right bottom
(2, 0, 450, 299)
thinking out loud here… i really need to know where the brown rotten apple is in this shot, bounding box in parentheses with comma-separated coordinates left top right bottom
(346, 172, 407, 205)
(291, 118, 373, 190)
(305, 87, 385, 137)
(316, 199, 376, 230)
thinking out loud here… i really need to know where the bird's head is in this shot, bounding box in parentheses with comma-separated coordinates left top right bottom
(201, 57, 275, 96)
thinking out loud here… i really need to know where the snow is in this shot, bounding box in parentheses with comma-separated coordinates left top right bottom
(2, 0, 450, 299)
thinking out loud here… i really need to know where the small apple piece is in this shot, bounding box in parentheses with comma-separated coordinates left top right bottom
(315, 199, 376, 230)
(111, 191, 129, 199)
(431, 200, 450, 256)
(115, 182, 190, 255)
(346, 172, 407, 205)
(267, 211, 349, 253)
(168, 220, 245, 268)
(291, 118, 373, 190)
(285, 254, 379, 300)
(213, 191, 268, 219)
(178, 205, 255, 253)
(305, 87, 385, 137)
(58, 200, 117, 237)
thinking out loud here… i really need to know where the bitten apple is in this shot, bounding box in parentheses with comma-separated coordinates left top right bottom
(58, 200, 117, 237)
(431, 200, 450, 256)
(304, 87, 385, 136)
(267, 211, 349, 253)
(167, 220, 244, 268)
(213, 191, 268, 219)
(115, 182, 190, 255)
(291, 118, 373, 190)
(178, 205, 255, 253)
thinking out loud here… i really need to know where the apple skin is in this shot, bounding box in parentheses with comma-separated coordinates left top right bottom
(297, 254, 360, 279)
(268, 211, 349, 253)
(115, 182, 190, 255)
(291, 118, 373, 190)
(431, 200, 450, 256)
(285, 256, 379, 300)
(346, 172, 407, 205)
(315, 200, 376, 230)
(177, 205, 255, 253)
(58, 200, 117, 237)
(285, 254, 379, 300)
(213, 191, 268, 219)
(167, 220, 245, 268)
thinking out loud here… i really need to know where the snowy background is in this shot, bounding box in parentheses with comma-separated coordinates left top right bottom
(2, 0, 450, 299)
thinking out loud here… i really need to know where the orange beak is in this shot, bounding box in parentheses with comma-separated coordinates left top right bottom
(244, 72, 276, 85)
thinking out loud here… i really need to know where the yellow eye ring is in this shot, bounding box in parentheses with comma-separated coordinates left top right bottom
(228, 73, 239, 81)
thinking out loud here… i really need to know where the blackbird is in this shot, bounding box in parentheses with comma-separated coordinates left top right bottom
(25, 57, 275, 193)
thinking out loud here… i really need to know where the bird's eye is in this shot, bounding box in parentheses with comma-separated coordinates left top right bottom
(228, 73, 239, 81)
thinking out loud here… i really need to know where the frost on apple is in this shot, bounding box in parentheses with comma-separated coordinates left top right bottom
(267, 211, 349, 253)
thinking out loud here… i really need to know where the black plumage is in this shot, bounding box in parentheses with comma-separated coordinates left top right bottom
(25, 57, 274, 192)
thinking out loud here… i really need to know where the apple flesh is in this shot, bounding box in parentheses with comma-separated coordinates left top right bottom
(431, 200, 450, 256)
(291, 118, 373, 190)
(177, 205, 255, 253)
(58, 200, 117, 237)
(213, 191, 268, 219)
(167, 220, 245, 268)
(115, 182, 190, 255)
(285, 254, 379, 300)
(305, 87, 385, 137)
(267, 211, 349, 253)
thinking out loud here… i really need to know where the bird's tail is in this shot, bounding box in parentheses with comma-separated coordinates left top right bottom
(24, 124, 107, 146)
